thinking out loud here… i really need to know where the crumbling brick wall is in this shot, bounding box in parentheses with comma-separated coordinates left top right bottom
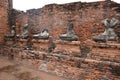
(14, 10, 28, 34)
(14, 1, 120, 41)
(0, 0, 12, 43)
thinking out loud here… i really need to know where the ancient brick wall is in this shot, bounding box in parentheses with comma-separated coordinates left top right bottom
(14, 11, 28, 34)
(1, 1, 120, 80)
(15, 1, 120, 41)
(0, 0, 12, 43)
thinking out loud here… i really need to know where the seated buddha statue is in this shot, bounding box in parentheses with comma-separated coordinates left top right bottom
(5, 25, 16, 38)
(93, 18, 119, 42)
(59, 22, 78, 41)
(33, 29, 49, 40)
(16, 24, 29, 39)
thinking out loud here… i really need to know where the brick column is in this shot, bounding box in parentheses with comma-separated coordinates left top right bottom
(0, 0, 10, 43)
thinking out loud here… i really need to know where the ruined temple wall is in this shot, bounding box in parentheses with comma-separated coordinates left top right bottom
(15, 1, 120, 41)
(0, 0, 12, 43)
(15, 12, 28, 34)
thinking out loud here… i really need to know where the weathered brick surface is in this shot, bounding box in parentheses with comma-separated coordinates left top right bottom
(32, 39, 49, 52)
(54, 40, 80, 56)
(91, 42, 120, 63)
(0, 0, 11, 43)
(15, 39, 81, 55)
(14, 1, 120, 41)
(15, 11, 28, 34)
(0, 1, 120, 80)
(0, 46, 120, 80)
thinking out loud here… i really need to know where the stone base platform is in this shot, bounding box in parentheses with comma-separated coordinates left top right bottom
(91, 42, 120, 63)
(54, 40, 81, 56)
(32, 39, 49, 52)
(2, 39, 120, 80)
(0, 46, 120, 80)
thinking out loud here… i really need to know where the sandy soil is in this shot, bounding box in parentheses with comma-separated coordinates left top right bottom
(0, 56, 68, 80)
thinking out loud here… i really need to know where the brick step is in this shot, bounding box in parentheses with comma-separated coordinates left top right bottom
(1, 46, 120, 80)
(92, 48, 120, 56)
(89, 55, 120, 63)
(11, 48, 120, 67)
(93, 42, 120, 49)
(91, 47, 120, 63)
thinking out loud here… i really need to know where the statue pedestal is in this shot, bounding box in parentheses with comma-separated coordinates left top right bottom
(53, 40, 80, 56)
(93, 41, 120, 48)
(17, 39, 28, 48)
(4, 38, 15, 46)
(32, 39, 49, 52)
(91, 42, 120, 62)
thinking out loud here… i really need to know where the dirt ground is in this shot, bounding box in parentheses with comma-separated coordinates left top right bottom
(0, 56, 68, 80)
